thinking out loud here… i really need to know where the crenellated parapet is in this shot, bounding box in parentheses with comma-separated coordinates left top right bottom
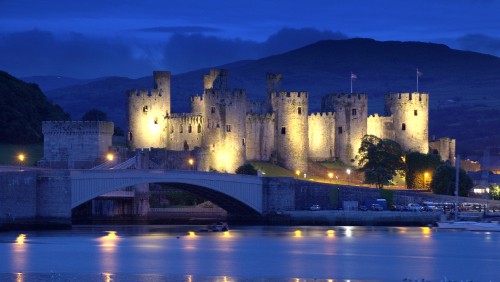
(247, 100, 267, 114)
(166, 114, 203, 151)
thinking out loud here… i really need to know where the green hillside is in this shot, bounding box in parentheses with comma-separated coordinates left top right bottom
(0, 71, 70, 144)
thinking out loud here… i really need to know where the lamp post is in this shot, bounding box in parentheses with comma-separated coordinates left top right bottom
(346, 169, 351, 184)
(328, 172, 333, 183)
(295, 170, 300, 178)
(18, 153, 25, 171)
(188, 158, 194, 170)
(106, 153, 114, 162)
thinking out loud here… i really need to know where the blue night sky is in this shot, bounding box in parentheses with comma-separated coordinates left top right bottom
(1, 0, 500, 78)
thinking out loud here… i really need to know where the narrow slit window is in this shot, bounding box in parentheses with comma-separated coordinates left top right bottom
(197, 124, 202, 133)
(188, 125, 192, 133)
(180, 125, 183, 133)
(298, 107, 302, 115)
(242, 138, 246, 146)
(352, 109, 357, 116)
(402, 123, 406, 131)
(211, 106, 216, 114)
(226, 124, 231, 132)
(414, 110, 418, 116)
(338, 126, 343, 134)
(281, 127, 286, 134)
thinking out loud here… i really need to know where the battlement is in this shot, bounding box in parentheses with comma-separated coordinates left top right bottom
(190, 95, 202, 102)
(204, 69, 228, 90)
(309, 112, 334, 117)
(247, 112, 274, 121)
(274, 91, 308, 99)
(128, 89, 162, 98)
(385, 92, 429, 103)
(323, 93, 368, 102)
(169, 113, 203, 124)
(42, 121, 114, 135)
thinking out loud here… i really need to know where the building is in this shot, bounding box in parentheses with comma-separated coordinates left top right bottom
(127, 69, 456, 173)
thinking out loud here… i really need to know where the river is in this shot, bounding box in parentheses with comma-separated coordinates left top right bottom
(1, 225, 499, 281)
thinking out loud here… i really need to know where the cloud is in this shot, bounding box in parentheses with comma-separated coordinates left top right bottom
(454, 34, 500, 56)
(135, 26, 221, 33)
(0, 29, 156, 78)
(163, 27, 348, 73)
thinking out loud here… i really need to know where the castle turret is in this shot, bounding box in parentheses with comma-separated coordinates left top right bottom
(203, 69, 228, 90)
(322, 93, 368, 165)
(384, 92, 429, 153)
(266, 73, 282, 113)
(272, 91, 309, 173)
(127, 71, 171, 149)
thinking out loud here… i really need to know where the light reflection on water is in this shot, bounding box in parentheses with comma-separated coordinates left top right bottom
(0, 226, 499, 281)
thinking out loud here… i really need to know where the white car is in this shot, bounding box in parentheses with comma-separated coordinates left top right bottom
(310, 204, 321, 211)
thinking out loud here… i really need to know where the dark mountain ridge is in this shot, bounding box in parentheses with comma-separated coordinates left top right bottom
(27, 38, 500, 156)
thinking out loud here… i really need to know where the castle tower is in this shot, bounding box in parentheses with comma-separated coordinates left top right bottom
(384, 92, 429, 153)
(272, 91, 309, 173)
(266, 73, 282, 113)
(203, 69, 228, 90)
(127, 71, 171, 149)
(321, 93, 368, 166)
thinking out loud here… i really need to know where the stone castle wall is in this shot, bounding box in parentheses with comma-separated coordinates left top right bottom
(42, 121, 114, 169)
(429, 137, 456, 164)
(308, 112, 335, 161)
(367, 113, 395, 140)
(246, 113, 275, 161)
(166, 114, 203, 151)
(384, 93, 429, 153)
(322, 93, 368, 165)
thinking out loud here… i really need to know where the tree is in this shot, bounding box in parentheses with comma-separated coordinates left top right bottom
(430, 164, 473, 196)
(405, 152, 441, 189)
(81, 109, 107, 121)
(235, 163, 258, 175)
(358, 135, 405, 189)
(490, 184, 500, 200)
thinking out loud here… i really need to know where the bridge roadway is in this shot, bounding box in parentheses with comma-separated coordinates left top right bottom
(70, 169, 264, 215)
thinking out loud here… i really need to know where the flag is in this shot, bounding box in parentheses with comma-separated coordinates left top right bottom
(417, 69, 422, 77)
(351, 73, 358, 79)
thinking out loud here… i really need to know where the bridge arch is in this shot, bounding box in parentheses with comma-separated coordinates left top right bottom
(70, 170, 264, 216)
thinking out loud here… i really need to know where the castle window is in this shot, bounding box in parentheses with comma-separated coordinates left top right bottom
(281, 127, 286, 134)
(188, 125, 192, 133)
(216, 123, 220, 128)
(242, 138, 246, 146)
(211, 106, 216, 114)
(352, 109, 357, 116)
(414, 110, 418, 116)
(338, 126, 343, 134)
(128, 132, 133, 141)
(402, 123, 406, 131)
(143, 106, 148, 112)
(226, 125, 231, 132)
(197, 124, 201, 133)
(180, 125, 183, 133)
(298, 107, 302, 115)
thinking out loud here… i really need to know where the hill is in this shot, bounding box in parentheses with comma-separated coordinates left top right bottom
(35, 38, 500, 156)
(0, 71, 69, 144)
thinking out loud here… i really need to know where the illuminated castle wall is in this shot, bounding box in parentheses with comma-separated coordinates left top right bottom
(127, 69, 447, 173)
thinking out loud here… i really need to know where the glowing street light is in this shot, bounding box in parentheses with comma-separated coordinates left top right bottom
(106, 153, 114, 162)
(188, 158, 194, 170)
(18, 153, 25, 171)
(295, 170, 300, 177)
(346, 168, 351, 184)
(328, 172, 334, 183)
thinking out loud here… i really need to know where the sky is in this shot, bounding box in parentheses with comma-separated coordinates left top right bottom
(1, 0, 500, 79)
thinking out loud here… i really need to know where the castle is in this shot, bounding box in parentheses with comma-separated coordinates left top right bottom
(127, 69, 455, 173)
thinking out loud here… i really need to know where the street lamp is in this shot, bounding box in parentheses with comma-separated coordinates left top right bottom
(18, 153, 25, 171)
(295, 170, 300, 178)
(106, 153, 114, 162)
(188, 158, 194, 170)
(328, 172, 334, 183)
(346, 169, 351, 184)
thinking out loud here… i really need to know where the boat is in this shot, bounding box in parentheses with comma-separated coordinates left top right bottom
(199, 222, 229, 232)
(436, 221, 500, 231)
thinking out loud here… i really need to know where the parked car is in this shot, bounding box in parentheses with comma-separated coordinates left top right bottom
(390, 204, 404, 211)
(407, 203, 423, 211)
(371, 204, 384, 211)
(309, 204, 321, 211)
(359, 205, 368, 211)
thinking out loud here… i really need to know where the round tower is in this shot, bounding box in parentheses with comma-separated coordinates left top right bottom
(384, 92, 429, 153)
(321, 93, 368, 166)
(272, 91, 309, 173)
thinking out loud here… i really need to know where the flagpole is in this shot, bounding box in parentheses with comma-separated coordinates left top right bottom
(350, 72, 353, 94)
(416, 68, 419, 93)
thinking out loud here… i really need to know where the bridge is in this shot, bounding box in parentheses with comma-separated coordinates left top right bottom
(70, 169, 264, 215)
(1, 167, 299, 227)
